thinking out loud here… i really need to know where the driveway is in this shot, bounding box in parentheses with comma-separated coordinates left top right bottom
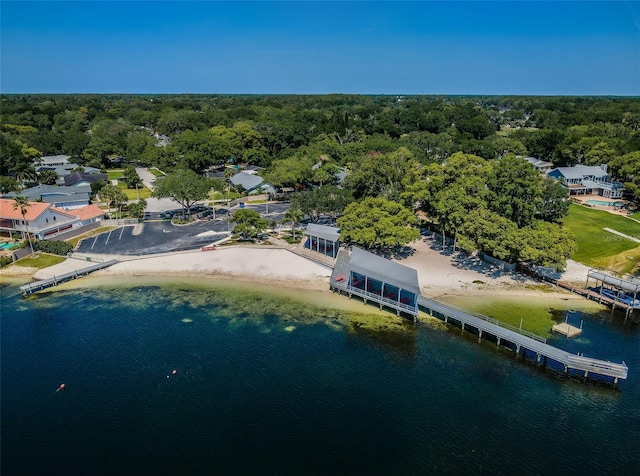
(136, 167, 158, 190)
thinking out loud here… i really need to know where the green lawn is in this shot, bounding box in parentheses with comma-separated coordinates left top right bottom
(442, 295, 605, 338)
(209, 190, 241, 201)
(117, 182, 153, 200)
(106, 169, 124, 180)
(149, 168, 165, 177)
(562, 204, 640, 274)
(12, 253, 66, 269)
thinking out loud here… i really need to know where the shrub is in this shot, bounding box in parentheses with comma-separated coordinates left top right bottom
(36, 240, 73, 256)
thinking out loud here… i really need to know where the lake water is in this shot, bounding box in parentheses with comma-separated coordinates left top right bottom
(2, 280, 639, 475)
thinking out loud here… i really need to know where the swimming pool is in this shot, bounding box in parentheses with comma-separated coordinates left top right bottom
(586, 199, 623, 207)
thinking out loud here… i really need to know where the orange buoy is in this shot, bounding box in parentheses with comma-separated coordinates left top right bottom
(56, 383, 66, 392)
(172, 369, 177, 375)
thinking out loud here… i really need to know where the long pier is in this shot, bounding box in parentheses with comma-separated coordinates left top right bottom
(325, 246, 628, 384)
(418, 295, 628, 383)
(20, 259, 118, 296)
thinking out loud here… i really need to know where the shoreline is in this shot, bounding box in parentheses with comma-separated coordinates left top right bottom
(1, 238, 600, 306)
(1, 241, 615, 338)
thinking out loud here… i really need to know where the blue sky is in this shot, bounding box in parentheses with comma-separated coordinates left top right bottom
(2, 1, 639, 95)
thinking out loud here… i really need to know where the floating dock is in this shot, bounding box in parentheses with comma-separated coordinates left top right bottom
(552, 322, 582, 338)
(20, 259, 118, 296)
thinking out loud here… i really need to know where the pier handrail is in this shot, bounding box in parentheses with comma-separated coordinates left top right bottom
(565, 355, 629, 378)
(332, 281, 418, 313)
(418, 296, 547, 343)
(417, 295, 628, 380)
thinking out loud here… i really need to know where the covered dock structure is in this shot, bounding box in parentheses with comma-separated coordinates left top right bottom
(303, 223, 340, 259)
(327, 248, 629, 384)
(585, 269, 640, 316)
(330, 246, 420, 319)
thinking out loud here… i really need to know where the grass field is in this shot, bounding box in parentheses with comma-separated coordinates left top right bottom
(562, 204, 640, 275)
(442, 295, 605, 337)
(12, 253, 66, 269)
(117, 182, 152, 200)
(106, 169, 124, 180)
(209, 190, 242, 201)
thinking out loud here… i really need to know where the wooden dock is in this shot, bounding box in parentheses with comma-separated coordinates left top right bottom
(417, 295, 628, 383)
(557, 280, 636, 315)
(20, 259, 118, 296)
(552, 322, 582, 338)
(325, 248, 629, 384)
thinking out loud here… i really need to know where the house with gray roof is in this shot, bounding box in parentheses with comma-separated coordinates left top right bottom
(522, 156, 554, 174)
(39, 155, 71, 166)
(548, 164, 624, 198)
(5, 184, 91, 209)
(229, 171, 264, 192)
(64, 172, 108, 187)
(35, 155, 101, 183)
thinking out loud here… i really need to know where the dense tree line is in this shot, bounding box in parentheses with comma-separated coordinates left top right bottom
(1, 94, 638, 268)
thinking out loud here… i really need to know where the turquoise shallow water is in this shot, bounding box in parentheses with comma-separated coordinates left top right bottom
(1, 282, 639, 475)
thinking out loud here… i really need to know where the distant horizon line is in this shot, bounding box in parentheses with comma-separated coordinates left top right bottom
(2, 92, 639, 98)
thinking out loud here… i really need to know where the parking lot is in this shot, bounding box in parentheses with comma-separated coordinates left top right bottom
(77, 219, 232, 256)
(77, 202, 294, 256)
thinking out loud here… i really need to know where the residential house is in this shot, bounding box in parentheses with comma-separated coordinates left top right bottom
(64, 172, 108, 187)
(35, 155, 102, 184)
(0, 198, 105, 240)
(39, 155, 71, 166)
(547, 164, 624, 198)
(229, 171, 264, 192)
(4, 184, 91, 209)
(243, 165, 264, 175)
(72, 204, 105, 227)
(522, 157, 554, 174)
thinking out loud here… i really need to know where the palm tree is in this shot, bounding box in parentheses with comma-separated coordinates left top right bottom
(11, 161, 37, 186)
(283, 207, 304, 240)
(12, 196, 35, 255)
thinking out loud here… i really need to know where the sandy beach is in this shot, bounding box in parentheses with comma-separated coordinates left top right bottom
(3, 235, 592, 302)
